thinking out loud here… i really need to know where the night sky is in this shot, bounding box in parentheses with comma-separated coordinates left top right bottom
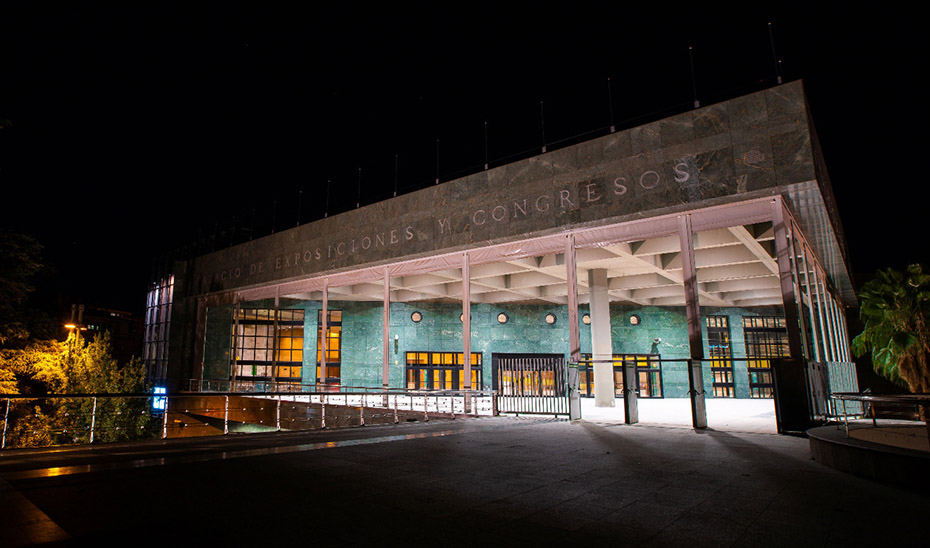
(1, 6, 926, 315)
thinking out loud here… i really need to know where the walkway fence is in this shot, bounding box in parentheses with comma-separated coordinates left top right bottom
(831, 392, 930, 438)
(494, 355, 570, 416)
(0, 387, 497, 451)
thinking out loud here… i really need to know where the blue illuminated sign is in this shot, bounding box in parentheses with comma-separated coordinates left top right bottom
(153, 386, 167, 411)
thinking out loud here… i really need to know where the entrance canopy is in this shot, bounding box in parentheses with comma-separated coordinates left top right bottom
(239, 198, 783, 309)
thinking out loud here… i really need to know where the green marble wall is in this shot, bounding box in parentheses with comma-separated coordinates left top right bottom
(609, 306, 691, 397)
(297, 301, 578, 389)
(201, 299, 784, 398)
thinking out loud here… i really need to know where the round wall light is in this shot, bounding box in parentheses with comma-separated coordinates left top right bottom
(581, 313, 591, 325)
(411, 311, 423, 323)
(545, 313, 557, 325)
(497, 312, 509, 324)
(629, 314, 641, 326)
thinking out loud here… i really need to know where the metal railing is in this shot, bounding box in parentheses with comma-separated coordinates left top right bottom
(190, 378, 412, 395)
(831, 392, 930, 438)
(1, 388, 498, 450)
(0, 393, 160, 450)
(495, 355, 570, 416)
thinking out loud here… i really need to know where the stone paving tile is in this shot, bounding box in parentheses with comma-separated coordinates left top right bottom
(636, 483, 719, 510)
(475, 497, 545, 520)
(517, 498, 617, 531)
(732, 518, 831, 548)
(645, 510, 750, 547)
(2, 417, 929, 546)
(577, 488, 642, 510)
(501, 480, 593, 508)
(696, 492, 777, 526)
(578, 502, 682, 545)
(600, 475, 673, 498)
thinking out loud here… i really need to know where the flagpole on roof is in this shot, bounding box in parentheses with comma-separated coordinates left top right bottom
(768, 22, 783, 84)
(607, 77, 616, 133)
(540, 100, 547, 153)
(484, 121, 489, 170)
(325, 179, 331, 218)
(689, 46, 700, 108)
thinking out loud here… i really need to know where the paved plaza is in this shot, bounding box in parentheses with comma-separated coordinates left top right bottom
(1, 411, 926, 546)
(579, 398, 778, 434)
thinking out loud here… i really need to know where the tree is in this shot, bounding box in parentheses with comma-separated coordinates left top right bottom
(1, 333, 157, 447)
(0, 231, 157, 446)
(0, 230, 44, 346)
(55, 332, 155, 444)
(852, 264, 930, 394)
(0, 338, 66, 394)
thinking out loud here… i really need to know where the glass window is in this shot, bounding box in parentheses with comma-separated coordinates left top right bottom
(143, 274, 174, 384)
(742, 316, 788, 398)
(404, 351, 483, 390)
(231, 308, 305, 382)
(316, 310, 342, 381)
(706, 316, 734, 397)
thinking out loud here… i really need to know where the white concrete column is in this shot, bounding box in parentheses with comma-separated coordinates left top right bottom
(566, 235, 583, 421)
(678, 213, 707, 429)
(382, 267, 390, 390)
(837, 300, 851, 362)
(811, 266, 832, 362)
(823, 278, 841, 362)
(462, 252, 472, 390)
(230, 298, 240, 390)
(787, 222, 811, 360)
(588, 268, 614, 408)
(831, 289, 843, 362)
(271, 294, 279, 383)
(565, 235, 580, 364)
(828, 295, 841, 361)
(800, 246, 821, 362)
(320, 278, 328, 382)
(773, 200, 804, 361)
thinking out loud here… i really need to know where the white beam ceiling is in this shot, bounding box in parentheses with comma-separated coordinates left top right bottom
(280, 223, 783, 308)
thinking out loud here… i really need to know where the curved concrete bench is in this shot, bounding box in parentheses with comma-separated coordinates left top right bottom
(808, 425, 930, 488)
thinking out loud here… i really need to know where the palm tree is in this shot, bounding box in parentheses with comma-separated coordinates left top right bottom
(852, 264, 930, 394)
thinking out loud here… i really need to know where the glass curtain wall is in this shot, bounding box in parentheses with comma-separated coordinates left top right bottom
(231, 307, 305, 385)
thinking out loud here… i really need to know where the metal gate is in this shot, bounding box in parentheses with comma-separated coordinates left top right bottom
(492, 353, 569, 416)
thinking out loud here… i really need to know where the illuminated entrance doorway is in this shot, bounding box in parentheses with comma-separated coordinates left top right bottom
(316, 310, 342, 382)
(405, 351, 483, 390)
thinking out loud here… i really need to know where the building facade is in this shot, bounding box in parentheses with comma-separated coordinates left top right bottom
(145, 81, 856, 425)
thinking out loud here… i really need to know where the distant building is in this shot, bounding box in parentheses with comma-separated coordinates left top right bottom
(145, 81, 856, 430)
(67, 304, 143, 365)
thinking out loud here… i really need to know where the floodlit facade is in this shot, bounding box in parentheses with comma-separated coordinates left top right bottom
(145, 81, 857, 429)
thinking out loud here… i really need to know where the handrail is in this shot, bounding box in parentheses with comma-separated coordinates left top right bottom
(0, 389, 499, 450)
(832, 392, 930, 405)
(189, 378, 481, 394)
(0, 389, 498, 400)
(830, 392, 930, 438)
